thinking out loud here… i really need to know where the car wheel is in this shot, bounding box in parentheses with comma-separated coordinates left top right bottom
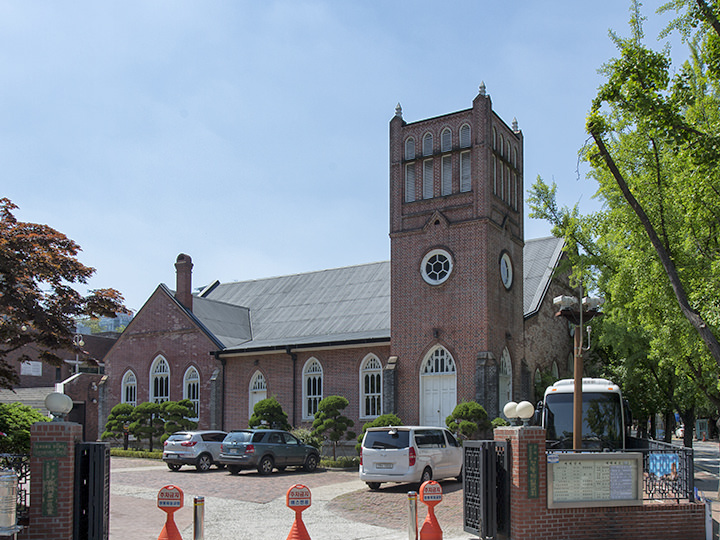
(228, 465, 241, 475)
(366, 482, 381, 490)
(420, 467, 432, 485)
(195, 454, 212, 472)
(303, 454, 319, 472)
(257, 455, 274, 475)
(167, 463, 181, 472)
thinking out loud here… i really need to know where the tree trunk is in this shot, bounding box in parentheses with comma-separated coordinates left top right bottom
(590, 131, 720, 368)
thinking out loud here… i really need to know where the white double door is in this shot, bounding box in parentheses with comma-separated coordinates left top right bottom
(420, 373, 456, 427)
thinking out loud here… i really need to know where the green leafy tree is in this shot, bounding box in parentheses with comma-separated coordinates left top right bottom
(528, 1, 720, 444)
(130, 402, 164, 452)
(0, 198, 126, 389)
(102, 403, 135, 450)
(248, 397, 291, 430)
(161, 399, 198, 440)
(445, 401, 491, 440)
(355, 413, 403, 454)
(0, 402, 49, 453)
(311, 395, 356, 459)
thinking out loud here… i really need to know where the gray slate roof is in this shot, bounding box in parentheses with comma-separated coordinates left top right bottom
(187, 237, 564, 352)
(523, 236, 565, 317)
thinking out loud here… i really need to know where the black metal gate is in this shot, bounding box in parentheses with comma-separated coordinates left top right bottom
(463, 440, 510, 539)
(74, 442, 110, 540)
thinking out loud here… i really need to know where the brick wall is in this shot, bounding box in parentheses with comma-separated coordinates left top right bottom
(103, 286, 221, 430)
(23, 422, 82, 540)
(222, 344, 391, 431)
(494, 426, 707, 540)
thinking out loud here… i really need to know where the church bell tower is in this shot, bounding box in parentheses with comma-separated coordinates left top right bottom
(388, 84, 524, 423)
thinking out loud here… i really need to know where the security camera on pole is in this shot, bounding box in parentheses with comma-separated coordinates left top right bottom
(553, 289, 603, 451)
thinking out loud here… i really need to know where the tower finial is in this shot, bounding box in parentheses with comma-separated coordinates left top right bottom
(479, 82, 486, 96)
(395, 103, 403, 117)
(512, 117, 519, 132)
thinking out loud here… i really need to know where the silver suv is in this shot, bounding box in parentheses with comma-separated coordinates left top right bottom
(359, 426, 462, 490)
(162, 430, 227, 472)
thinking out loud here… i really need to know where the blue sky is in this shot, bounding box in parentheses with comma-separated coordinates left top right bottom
(2, 1, 677, 312)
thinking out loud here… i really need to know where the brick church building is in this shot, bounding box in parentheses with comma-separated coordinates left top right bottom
(101, 87, 573, 435)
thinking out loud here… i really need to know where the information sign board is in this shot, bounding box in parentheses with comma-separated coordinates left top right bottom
(157, 485, 184, 511)
(547, 452, 643, 509)
(286, 484, 311, 511)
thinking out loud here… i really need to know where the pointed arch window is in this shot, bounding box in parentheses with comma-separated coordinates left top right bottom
(183, 367, 200, 420)
(405, 137, 416, 160)
(423, 133, 433, 156)
(122, 370, 137, 406)
(360, 355, 382, 418)
(302, 358, 323, 420)
(460, 151, 471, 192)
(249, 370, 267, 420)
(150, 356, 170, 404)
(421, 347, 456, 375)
(460, 124, 471, 148)
(441, 128, 452, 153)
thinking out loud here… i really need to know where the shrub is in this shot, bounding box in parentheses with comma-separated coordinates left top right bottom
(0, 402, 49, 453)
(248, 397, 291, 431)
(311, 396, 355, 460)
(446, 401, 491, 440)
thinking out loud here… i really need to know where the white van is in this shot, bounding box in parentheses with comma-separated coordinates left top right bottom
(359, 426, 463, 490)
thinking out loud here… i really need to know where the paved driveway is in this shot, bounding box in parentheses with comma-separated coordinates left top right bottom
(109, 457, 470, 540)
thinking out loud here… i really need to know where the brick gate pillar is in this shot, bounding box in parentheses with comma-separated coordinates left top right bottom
(494, 425, 547, 540)
(23, 421, 82, 540)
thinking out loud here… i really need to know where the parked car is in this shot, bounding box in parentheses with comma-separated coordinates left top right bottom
(359, 426, 463, 490)
(218, 429, 320, 475)
(162, 430, 227, 472)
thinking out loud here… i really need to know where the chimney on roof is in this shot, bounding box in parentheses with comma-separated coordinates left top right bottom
(175, 253, 193, 311)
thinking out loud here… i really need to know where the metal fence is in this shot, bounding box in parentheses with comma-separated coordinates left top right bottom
(463, 440, 510, 539)
(0, 454, 30, 526)
(628, 437, 695, 502)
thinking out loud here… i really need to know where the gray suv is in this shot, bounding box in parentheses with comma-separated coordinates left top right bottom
(219, 429, 320, 475)
(163, 430, 227, 472)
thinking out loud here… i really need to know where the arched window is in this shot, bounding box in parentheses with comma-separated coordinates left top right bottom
(493, 127, 497, 150)
(460, 124, 471, 148)
(422, 132, 433, 156)
(150, 355, 170, 403)
(441, 128, 452, 152)
(405, 137, 416, 160)
(360, 355, 382, 418)
(121, 370, 137, 406)
(420, 346, 457, 426)
(303, 358, 323, 420)
(183, 366, 200, 420)
(499, 348, 513, 415)
(249, 370, 267, 420)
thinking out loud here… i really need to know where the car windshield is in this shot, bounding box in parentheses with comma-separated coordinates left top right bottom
(543, 392, 623, 450)
(226, 432, 253, 443)
(363, 430, 410, 449)
(167, 433, 192, 442)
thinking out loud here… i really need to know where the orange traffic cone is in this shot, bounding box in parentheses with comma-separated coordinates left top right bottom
(287, 510, 311, 540)
(157, 512, 182, 540)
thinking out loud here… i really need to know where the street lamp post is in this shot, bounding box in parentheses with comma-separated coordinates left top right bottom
(553, 290, 603, 451)
(72, 333, 85, 374)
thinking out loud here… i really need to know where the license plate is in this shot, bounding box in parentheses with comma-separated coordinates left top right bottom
(375, 463, 393, 470)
